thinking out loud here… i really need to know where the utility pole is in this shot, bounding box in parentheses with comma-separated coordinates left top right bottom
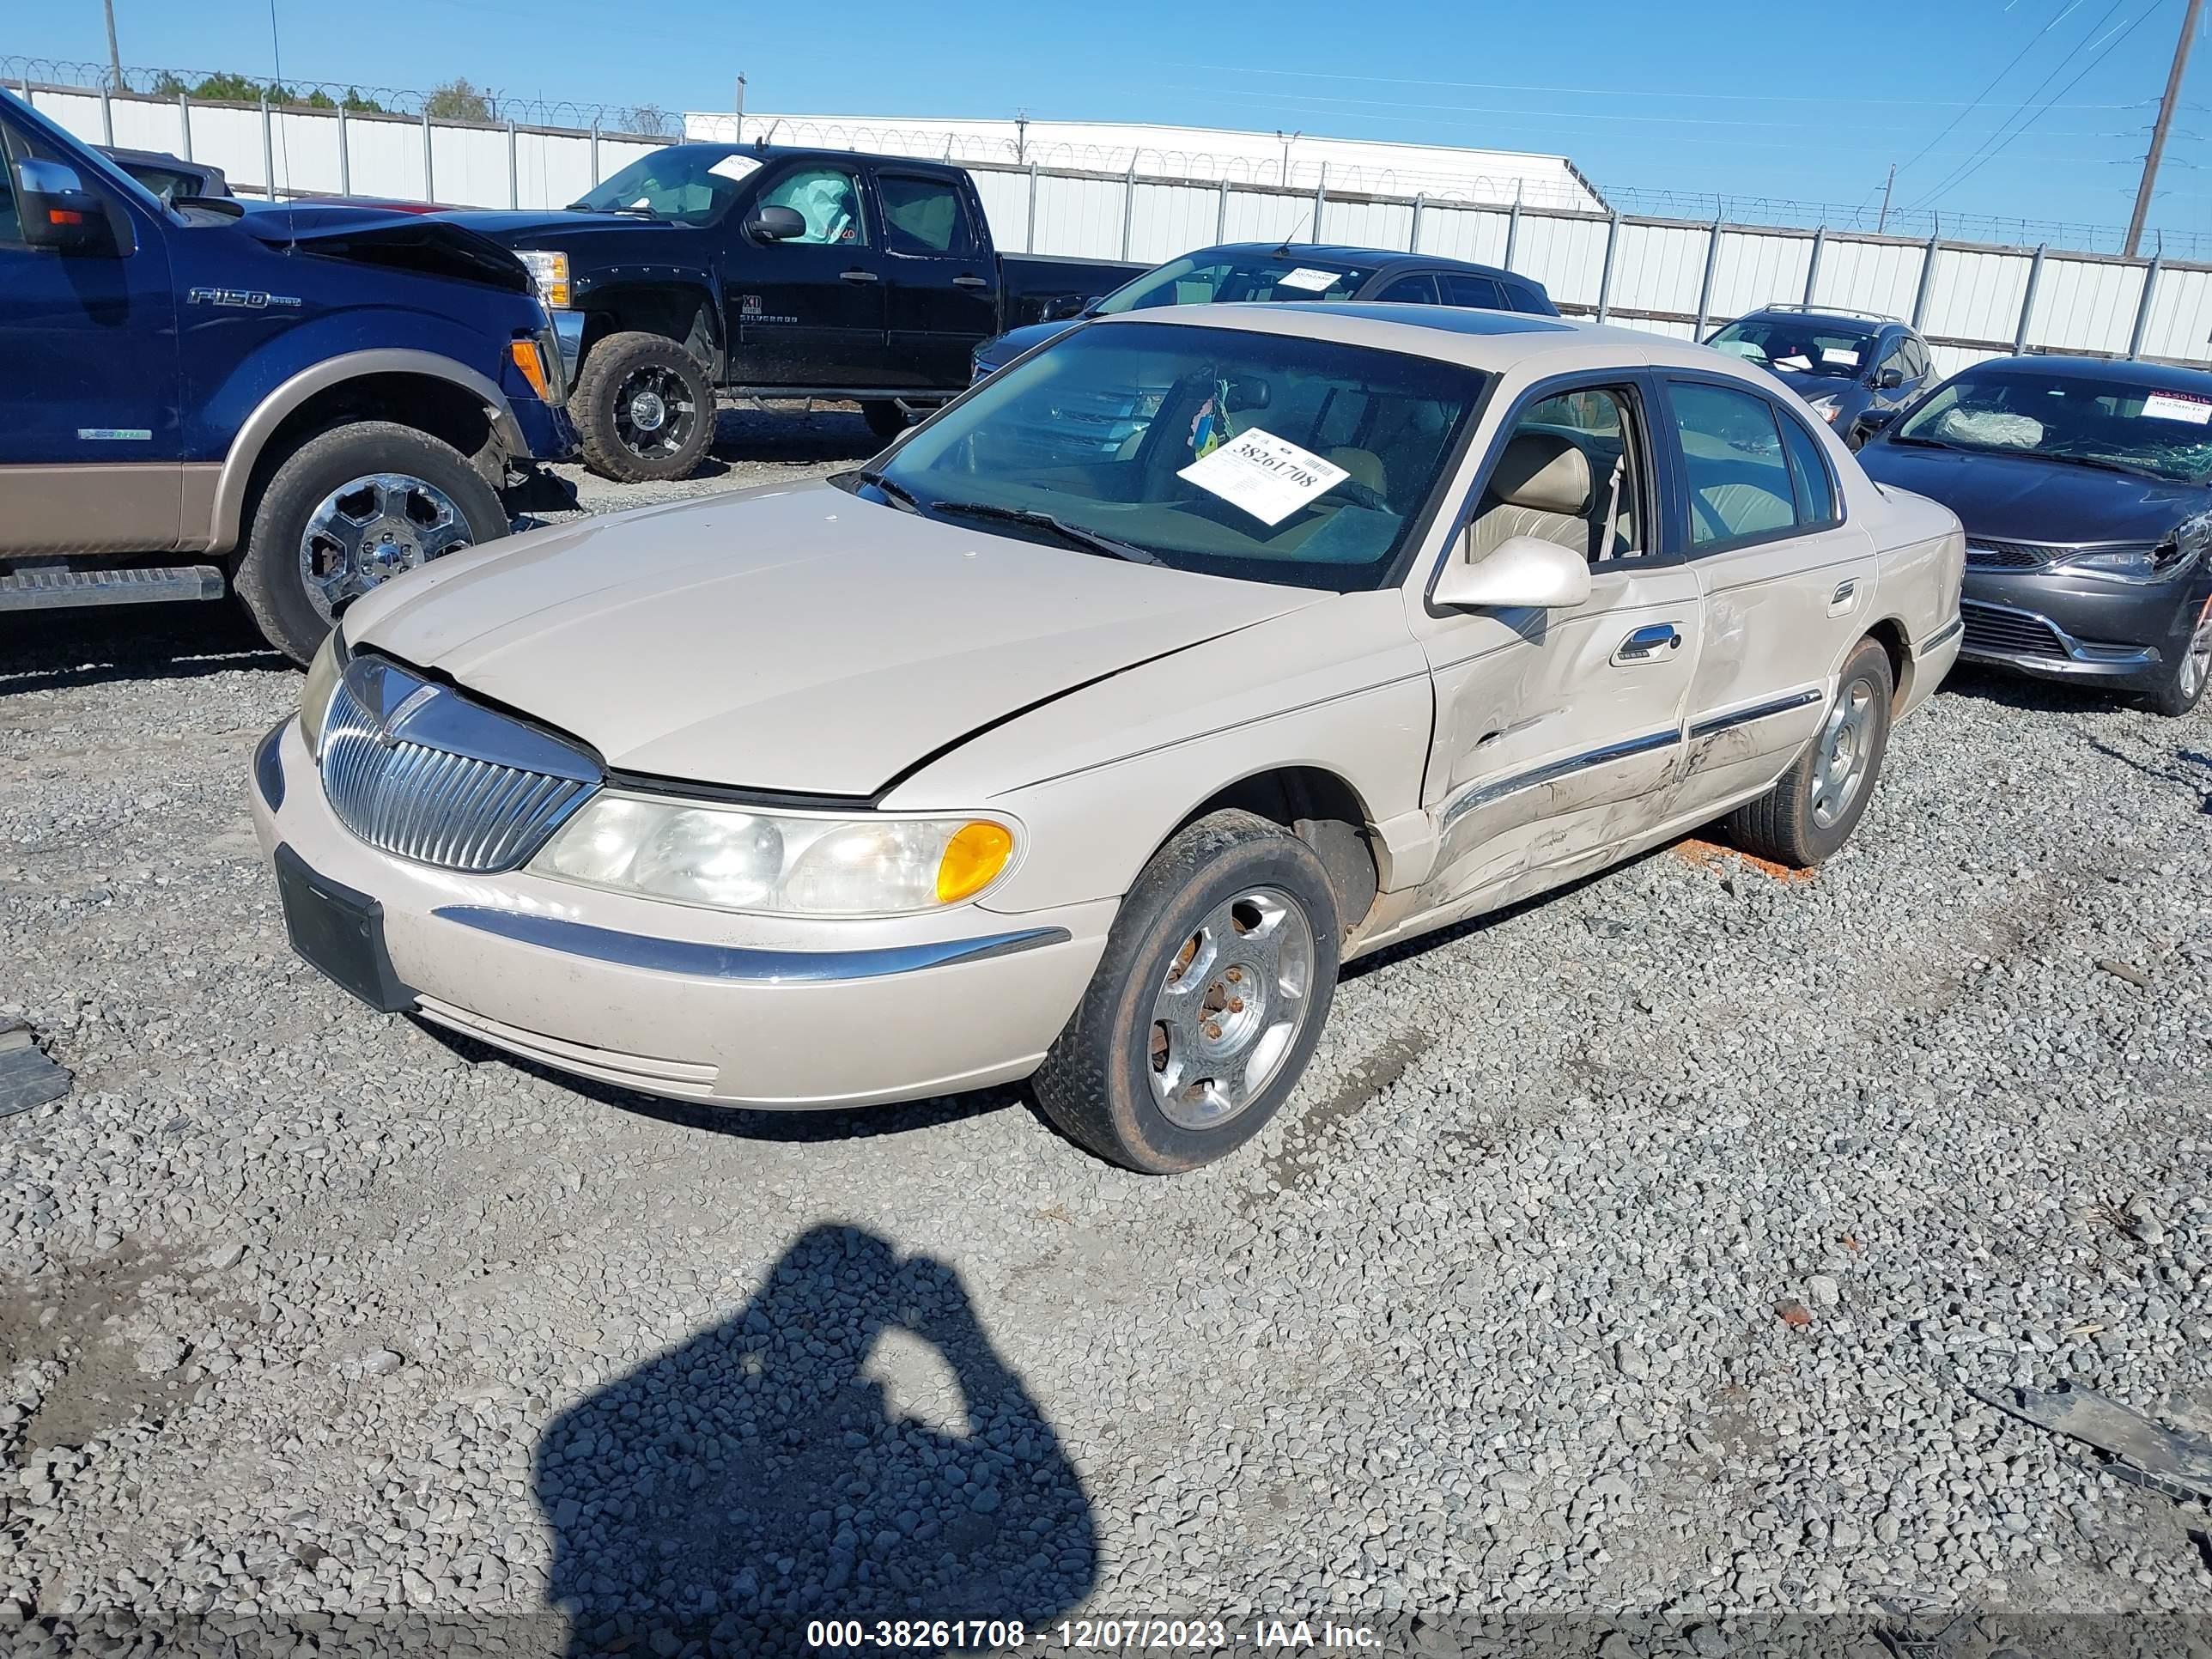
(733, 72, 746, 142)
(1876, 162, 1896, 234)
(2126, 0, 2203, 257)
(101, 0, 123, 88)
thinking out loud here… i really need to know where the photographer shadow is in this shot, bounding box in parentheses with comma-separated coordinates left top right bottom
(536, 1225, 1097, 1656)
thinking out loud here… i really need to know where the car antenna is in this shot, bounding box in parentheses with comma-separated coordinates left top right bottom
(265, 0, 297, 251)
(1273, 213, 1311, 258)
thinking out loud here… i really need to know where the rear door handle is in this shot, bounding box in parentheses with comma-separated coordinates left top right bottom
(1829, 578, 1858, 616)
(951, 274, 989, 289)
(841, 268, 880, 284)
(1613, 623, 1683, 665)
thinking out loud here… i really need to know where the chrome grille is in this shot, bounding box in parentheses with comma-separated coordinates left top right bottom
(319, 659, 598, 873)
(1965, 538, 2056, 568)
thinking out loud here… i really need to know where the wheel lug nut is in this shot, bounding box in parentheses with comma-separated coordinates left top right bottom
(1224, 967, 1242, 983)
(1228, 998, 1244, 1012)
(1202, 1021, 1221, 1039)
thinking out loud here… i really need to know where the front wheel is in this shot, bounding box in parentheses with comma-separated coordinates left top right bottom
(2140, 600, 2211, 718)
(1723, 636, 1894, 868)
(572, 331, 715, 483)
(1031, 811, 1340, 1174)
(234, 421, 508, 665)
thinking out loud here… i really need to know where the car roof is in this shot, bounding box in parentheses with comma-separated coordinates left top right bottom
(1735, 307, 1899, 334)
(1957, 354, 2212, 393)
(1200, 243, 1531, 282)
(1095, 301, 1735, 374)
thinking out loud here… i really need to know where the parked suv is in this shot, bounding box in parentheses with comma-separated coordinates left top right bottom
(1705, 305, 1933, 443)
(0, 91, 574, 663)
(970, 243, 1559, 380)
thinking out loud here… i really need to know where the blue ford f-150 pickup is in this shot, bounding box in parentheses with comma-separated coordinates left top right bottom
(0, 89, 574, 663)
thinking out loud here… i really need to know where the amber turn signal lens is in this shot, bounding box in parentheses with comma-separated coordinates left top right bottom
(509, 339, 552, 400)
(935, 822, 1015, 903)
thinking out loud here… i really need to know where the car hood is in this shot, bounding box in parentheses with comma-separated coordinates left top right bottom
(1856, 441, 2209, 544)
(978, 318, 1081, 366)
(429, 208, 664, 242)
(1765, 367, 1861, 404)
(341, 482, 1328, 797)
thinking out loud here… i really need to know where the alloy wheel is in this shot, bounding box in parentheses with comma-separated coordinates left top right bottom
(1811, 678, 1877, 830)
(298, 471, 474, 622)
(1147, 886, 1317, 1130)
(612, 364, 700, 463)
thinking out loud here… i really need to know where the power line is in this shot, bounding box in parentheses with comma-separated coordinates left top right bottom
(1893, 0, 2087, 180)
(1913, 2, 2168, 209)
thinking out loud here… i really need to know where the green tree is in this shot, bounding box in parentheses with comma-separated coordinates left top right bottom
(422, 78, 493, 122)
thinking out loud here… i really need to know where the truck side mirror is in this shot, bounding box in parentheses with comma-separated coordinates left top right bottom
(1875, 366, 1905, 391)
(16, 159, 119, 255)
(745, 204, 807, 243)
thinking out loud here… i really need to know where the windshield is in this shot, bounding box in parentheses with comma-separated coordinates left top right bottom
(1095, 252, 1379, 314)
(1708, 317, 1877, 380)
(1893, 370, 2212, 484)
(854, 320, 1485, 592)
(568, 145, 763, 224)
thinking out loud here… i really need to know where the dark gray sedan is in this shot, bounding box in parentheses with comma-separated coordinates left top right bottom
(1856, 356, 2212, 716)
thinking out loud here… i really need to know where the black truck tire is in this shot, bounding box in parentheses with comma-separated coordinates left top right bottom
(862, 400, 911, 441)
(573, 331, 715, 483)
(234, 421, 508, 665)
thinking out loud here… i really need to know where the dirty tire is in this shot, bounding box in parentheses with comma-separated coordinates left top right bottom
(862, 400, 910, 441)
(1723, 635, 1894, 868)
(1031, 811, 1340, 1175)
(234, 421, 507, 666)
(572, 331, 715, 483)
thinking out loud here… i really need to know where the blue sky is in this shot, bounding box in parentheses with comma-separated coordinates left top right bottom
(15, 0, 2208, 241)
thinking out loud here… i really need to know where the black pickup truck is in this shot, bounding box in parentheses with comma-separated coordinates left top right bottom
(441, 144, 1142, 480)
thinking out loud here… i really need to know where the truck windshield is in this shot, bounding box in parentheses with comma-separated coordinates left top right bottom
(1893, 369, 2212, 484)
(857, 320, 1485, 592)
(1096, 252, 1380, 313)
(569, 146, 763, 224)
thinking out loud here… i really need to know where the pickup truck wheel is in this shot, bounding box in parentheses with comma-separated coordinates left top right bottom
(861, 400, 911, 441)
(1031, 811, 1340, 1174)
(1722, 636, 1893, 868)
(573, 331, 714, 483)
(234, 421, 507, 665)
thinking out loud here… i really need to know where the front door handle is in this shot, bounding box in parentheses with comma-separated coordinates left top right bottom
(951, 274, 989, 289)
(1613, 623, 1683, 665)
(841, 268, 880, 284)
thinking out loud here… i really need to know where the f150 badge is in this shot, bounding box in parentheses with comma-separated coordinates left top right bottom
(186, 288, 302, 309)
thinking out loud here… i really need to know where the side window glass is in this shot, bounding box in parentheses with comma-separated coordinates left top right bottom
(756, 167, 866, 246)
(1468, 385, 1644, 564)
(1371, 274, 1437, 304)
(1777, 412, 1838, 527)
(1441, 273, 1507, 310)
(878, 174, 972, 257)
(0, 132, 20, 246)
(1670, 380, 1799, 549)
(1907, 338, 1931, 380)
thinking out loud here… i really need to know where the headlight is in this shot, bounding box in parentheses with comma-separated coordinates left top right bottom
(514, 248, 571, 309)
(2049, 537, 2198, 585)
(300, 627, 348, 758)
(531, 794, 1018, 915)
(1806, 395, 1840, 423)
(970, 353, 1000, 383)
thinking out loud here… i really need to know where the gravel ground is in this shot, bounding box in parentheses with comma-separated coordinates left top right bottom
(1, 404, 2209, 1656)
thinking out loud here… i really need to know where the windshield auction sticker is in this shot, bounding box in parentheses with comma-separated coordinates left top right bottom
(709, 155, 763, 184)
(1273, 266, 1344, 293)
(1179, 428, 1350, 525)
(2141, 392, 2212, 426)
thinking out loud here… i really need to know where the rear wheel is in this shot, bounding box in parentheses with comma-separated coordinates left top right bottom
(2140, 601, 2211, 718)
(234, 421, 507, 665)
(1723, 636, 1893, 868)
(573, 331, 715, 483)
(1031, 811, 1340, 1174)
(861, 400, 911, 441)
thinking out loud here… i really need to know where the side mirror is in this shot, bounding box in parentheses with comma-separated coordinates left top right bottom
(745, 204, 807, 243)
(1850, 406, 1902, 448)
(16, 158, 118, 254)
(1042, 293, 1097, 322)
(1875, 366, 1906, 391)
(1432, 533, 1593, 611)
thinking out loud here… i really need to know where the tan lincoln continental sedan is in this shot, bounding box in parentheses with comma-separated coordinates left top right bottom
(251, 304, 1964, 1172)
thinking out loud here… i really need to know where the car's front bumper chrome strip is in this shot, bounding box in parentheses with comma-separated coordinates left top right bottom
(1438, 729, 1680, 834)
(1920, 617, 1965, 653)
(254, 719, 287, 811)
(430, 905, 1072, 982)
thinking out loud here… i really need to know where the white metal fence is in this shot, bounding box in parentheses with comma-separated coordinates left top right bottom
(18, 79, 2211, 377)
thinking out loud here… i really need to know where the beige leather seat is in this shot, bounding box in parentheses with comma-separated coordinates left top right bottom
(1467, 432, 1602, 562)
(1327, 447, 1389, 496)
